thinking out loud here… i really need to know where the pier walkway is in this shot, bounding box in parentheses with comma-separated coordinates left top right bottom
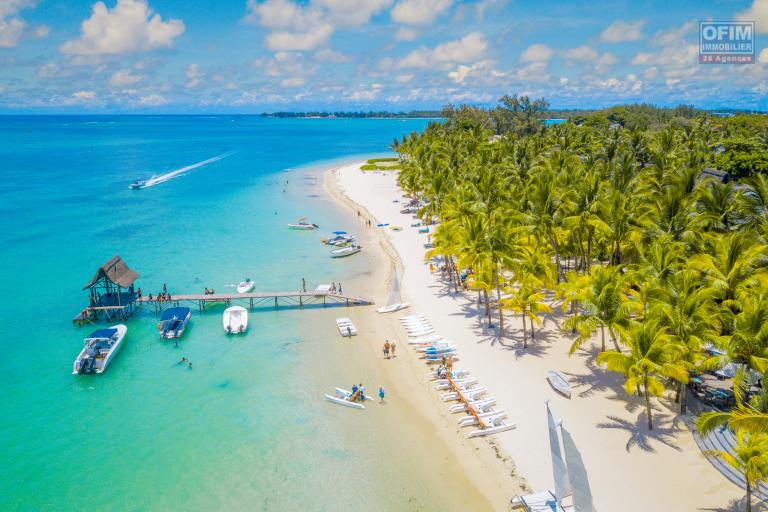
(136, 290, 373, 314)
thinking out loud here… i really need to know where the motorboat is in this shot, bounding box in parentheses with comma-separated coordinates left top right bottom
(330, 245, 361, 258)
(223, 306, 248, 334)
(546, 370, 572, 399)
(158, 307, 191, 339)
(73, 324, 127, 375)
(129, 179, 147, 189)
(237, 278, 256, 293)
(336, 317, 358, 337)
(288, 217, 319, 230)
(324, 234, 356, 246)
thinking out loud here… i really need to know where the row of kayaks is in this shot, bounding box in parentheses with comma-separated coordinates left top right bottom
(73, 305, 250, 375)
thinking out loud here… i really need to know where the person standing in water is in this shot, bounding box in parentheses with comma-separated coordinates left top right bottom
(378, 386, 385, 403)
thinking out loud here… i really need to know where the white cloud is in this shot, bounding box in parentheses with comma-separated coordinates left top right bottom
(520, 43, 553, 62)
(632, 52, 652, 65)
(314, 48, 352, 62)
(650, 21, 696, 46)
(394, 27, 418, 41)
(110, 68, 143, 87)
(60, 0, 185, 55)
(73, 90, 96, 100)
(514, 61, 549, 81)
(281, 77, 306, 87)
(447, 61, 489, 84)
(564, 45, 597, 61)
(33, 24, 48, 38)
(399, 32, 487, 68)
(346, 83, 383, 101)
(391, 0, 452, 25)
(265, 23, 333, 51)
(245, 0, 313, 29)
(0, 0, 38, 48)
(600, 20, 645, 43)
(314, 0, 392, 26)
(760, 47, 768, 63)
(185, 63, 203, 88)
(753, 81, 768, 94)
(737, 0, 768, 34)
(594, 51, 618, 72)
(395, 73, 414, 82)
(137, 93, 168, 106)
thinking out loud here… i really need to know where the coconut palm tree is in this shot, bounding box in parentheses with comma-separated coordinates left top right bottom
(597, 318, 689, 430)
(705, 430, 768, 512)
(562, 265, 634, 353)
(502, 275, 553, 348)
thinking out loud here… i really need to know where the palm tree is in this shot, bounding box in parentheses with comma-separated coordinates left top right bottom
(502, 276, 553, 348)
(597, 318, 689, 430)
(555, 271, 590, 321)
(563, 265, 633, 353)
(708, 295, 768, 376)
(705, 430, 768, 512)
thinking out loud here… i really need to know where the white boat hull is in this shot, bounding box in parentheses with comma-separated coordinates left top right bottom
(237, 280, 256, 293)
(336, 317, 358, 336)
(223, 306, 248, 334)
(377, 302, 410, 313)
(72, 324, 127, 375)
(547, 370, 572, 399)
(324, 394, 365, 409)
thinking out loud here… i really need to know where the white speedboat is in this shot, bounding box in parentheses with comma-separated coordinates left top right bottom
(546, 370, 572, 398)
(223, 306, 248, 334)
(288, 219, 319, 230)
(237, 278, 256, 293)
(330, 245, 361, 258)
(336, 317, 357, 337)
(324, 393, 365, 409)
(377, 302, 410, 313)
(73, 324, 127, 375)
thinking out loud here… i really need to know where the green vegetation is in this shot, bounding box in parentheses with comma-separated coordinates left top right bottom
(393, 96, 768, 500)
(260, 111, 441, 119)
(361, 157, 401, 171)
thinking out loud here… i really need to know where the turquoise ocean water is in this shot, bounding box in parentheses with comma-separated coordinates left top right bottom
(0, 116, 467, 511)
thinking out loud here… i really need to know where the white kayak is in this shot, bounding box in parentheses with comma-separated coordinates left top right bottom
(547, 370, 572, 399)
(377, 302, 410, 313)
(442, 387, 487, 402)
(449, 397, 496, 413)
(324, 393, 365, 409)
(237, 279, 256, 293)
(458, 410, 507, 426)
(336, 317, 358, 337)
(435, 378, 478, 390)
(223, 306, 248, 334)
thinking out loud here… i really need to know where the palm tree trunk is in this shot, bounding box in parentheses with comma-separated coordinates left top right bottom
(600, 324, 606, 352)
(522, 312, 528, 348)
(494, 266, 504, 336)
(484, 289, 491, 325)
(747, 480, 752, 512)
(644, 373, 653, 430)
(680, 384, 687, 415)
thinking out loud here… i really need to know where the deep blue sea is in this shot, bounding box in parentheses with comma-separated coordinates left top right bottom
(0, 116, 486, 511)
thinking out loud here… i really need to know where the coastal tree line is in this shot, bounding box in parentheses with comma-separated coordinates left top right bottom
(393, 96, 768, 510)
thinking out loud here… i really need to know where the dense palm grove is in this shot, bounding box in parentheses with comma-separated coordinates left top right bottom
(393, 98, 768, 509)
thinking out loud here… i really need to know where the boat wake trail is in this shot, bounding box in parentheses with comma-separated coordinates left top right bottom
(138, 150, 236, 188)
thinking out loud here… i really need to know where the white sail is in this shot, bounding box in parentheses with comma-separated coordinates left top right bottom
(560, 425, 596, 512)
(547, 402, 572, 504)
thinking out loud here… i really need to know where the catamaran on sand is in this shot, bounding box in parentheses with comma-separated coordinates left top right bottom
(73, 324, 127, 374)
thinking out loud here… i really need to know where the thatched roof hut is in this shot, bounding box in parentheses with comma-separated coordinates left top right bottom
(82, 256, 139, 290)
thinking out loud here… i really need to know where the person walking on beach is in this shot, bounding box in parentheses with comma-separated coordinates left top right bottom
(383, 340, 390, 359)
(378, 386, 385, 403)
(338, 283, 342, 294)
(390, 340, 396, 358)
(359, 383, 365, 401)
(331, 282, 337, 293)
(302, 278, 306, 292)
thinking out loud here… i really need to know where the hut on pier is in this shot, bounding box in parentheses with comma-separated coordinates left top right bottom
(74, 256, 139, 325)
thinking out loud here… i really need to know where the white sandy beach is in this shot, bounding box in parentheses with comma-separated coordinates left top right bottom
(333, 162, 745, 511)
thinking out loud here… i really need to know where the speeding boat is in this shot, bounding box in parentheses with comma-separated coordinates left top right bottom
(223, 306, 248, 334)
(129, 179, 147, 189)
(237, 278, 256, 293)
(73, 324, 127, 375)
(158, 307, 191, 339)
(330, 245, 361, 258)
(288, 218, 319, 230)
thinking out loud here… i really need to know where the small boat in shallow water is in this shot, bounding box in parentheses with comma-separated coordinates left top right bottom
(288, 218, 319, 230)
(324, 393, 365, 409)
(546, 370, 572, 398)
(330, 245, 361, 258)
(73, 324, 127, 375)
(223, 306, 248, 334)
(158, 307, 191, 339)
(336, 317, 357, 337)
(237, 278, 256, 293)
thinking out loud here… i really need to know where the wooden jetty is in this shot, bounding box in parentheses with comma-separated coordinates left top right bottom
(137, 290, 373, 314)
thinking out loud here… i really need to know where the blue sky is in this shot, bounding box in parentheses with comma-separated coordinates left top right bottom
(0, 0, 767, 112)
